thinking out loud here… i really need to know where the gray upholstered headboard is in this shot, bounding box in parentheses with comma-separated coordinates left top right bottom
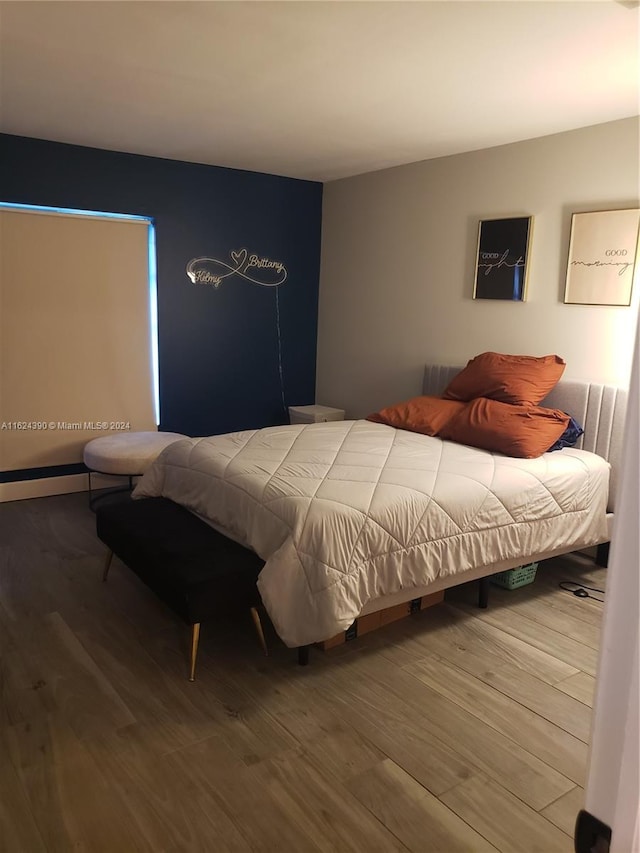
(423, 364, 628, 513)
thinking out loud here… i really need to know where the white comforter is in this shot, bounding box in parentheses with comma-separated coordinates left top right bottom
(133, 420, 610, 646)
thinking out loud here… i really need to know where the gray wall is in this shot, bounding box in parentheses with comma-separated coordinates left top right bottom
(317, 117, 639, 417)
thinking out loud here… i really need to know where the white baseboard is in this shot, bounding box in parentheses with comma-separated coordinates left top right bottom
(0, 473, 131, 503)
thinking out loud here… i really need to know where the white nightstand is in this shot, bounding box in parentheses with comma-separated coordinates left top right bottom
(288, 404, 345, 424)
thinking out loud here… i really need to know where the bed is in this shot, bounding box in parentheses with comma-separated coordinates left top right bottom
(132, 364, 627, 649)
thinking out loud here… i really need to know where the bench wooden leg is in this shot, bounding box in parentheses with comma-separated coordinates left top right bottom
(102, 549, 114, 582)
(189, 623, 201, 682)
(250, 606, 269, 656)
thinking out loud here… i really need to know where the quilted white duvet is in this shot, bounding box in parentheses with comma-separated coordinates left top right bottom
(133, 420, 610, 646)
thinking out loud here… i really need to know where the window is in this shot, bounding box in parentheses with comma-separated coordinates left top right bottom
(0, 204, 159, 481)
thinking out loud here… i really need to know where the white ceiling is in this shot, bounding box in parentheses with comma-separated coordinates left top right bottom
(1, 1, 638, 182)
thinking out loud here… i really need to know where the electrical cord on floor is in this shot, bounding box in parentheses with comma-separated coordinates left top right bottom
(558, 581, 605, 603)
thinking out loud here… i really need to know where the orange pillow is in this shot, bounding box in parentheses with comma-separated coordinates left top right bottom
(439, 398, 570, 458)
(367, 395, 466, 436)
(443, 352, 566, 406)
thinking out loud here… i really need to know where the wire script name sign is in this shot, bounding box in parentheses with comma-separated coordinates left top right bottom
(186, 249, 288, 289)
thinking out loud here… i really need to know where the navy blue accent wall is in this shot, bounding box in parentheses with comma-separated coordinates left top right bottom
(0, 135, 322, 456)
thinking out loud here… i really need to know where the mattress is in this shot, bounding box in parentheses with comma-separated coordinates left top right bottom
(133, 420, 610, 647)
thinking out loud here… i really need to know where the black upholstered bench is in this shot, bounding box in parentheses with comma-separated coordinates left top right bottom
(96, 497, 266, 680)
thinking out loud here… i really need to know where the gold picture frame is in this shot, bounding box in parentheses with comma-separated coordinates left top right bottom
(473, 216, 533, 301)
(564, 209, 640, 306)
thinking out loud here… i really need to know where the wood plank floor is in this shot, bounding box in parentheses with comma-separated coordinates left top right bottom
(0, 493, 605, 852)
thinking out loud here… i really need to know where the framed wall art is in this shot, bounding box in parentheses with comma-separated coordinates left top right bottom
(473, 216, 533, 301)
(564, 208, 640, 306)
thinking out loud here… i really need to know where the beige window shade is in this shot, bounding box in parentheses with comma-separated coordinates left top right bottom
(0, 209, 156, 472)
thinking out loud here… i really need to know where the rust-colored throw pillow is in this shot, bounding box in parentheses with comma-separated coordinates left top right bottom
(443, 352, 566, 406)
(367, 395, 466, 436)
(439, 398, 571, 458)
